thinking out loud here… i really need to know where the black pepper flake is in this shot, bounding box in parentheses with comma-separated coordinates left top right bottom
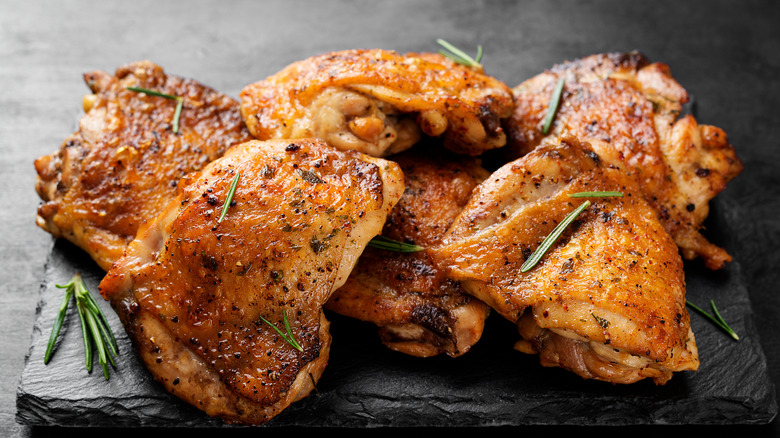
(695, 168, 710, 177)
(587, 150, 601, 165)
(173, 377, 180, 385)
(200, 251, 219, 270)
(686, 203, 696, 212)
(285, 143, 300, 152)
(521, 245, 532, 261)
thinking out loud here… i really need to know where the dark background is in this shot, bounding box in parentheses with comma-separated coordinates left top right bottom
(2, 0, 778, 436)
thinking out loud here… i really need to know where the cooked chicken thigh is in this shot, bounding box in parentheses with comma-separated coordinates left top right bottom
(98, 138, 404, 424)
(502, 52, 742, 269)
(34, 61, 253, 271)
(326, 145, 491, 357)
(240, 49, 515, 157)
(432, 136, 699, 384)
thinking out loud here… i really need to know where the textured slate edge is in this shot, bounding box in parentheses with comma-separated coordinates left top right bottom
(15, 231, 778, 427)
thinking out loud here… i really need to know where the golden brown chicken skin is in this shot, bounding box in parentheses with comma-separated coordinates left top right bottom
(432, 136, 699, 385)
(326, 145, 491, 357)
(240, 49, 515, 157)
(502, 52, 742, 270)
(34, 61, 253, 271)
(98, 138, 404, 424)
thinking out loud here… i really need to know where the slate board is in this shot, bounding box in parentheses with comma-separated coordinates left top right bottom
(15, 195, 778, 427)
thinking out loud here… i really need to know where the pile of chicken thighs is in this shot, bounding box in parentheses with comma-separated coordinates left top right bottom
(34, 49, 742, 424)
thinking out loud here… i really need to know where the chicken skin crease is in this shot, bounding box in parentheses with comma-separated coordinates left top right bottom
(239, 49, 515, 157)
(432, 136, 699, 385)
(502, 52, 743, 270)
(98, 138, 404, 425)
(326, 145, 491, 358)
(34, 61, 253, 271)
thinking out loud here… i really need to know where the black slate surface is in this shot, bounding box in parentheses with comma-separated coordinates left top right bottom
(15, 199, 777, 427)
(8, 0, 780, 433)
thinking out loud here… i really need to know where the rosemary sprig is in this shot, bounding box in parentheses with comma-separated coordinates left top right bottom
(126, 86, 184, 134)
(368, 235, 425, 252)
(259, 310, 304, 352)
(568, 191, 624, 198)
(542, 78, 565, 134)
(218, 172, 241, 223)
(521, 200, 590, 273)
(436, 38, 483, 68)
(686, 299, 739, 341)
(44, 273, 119, 379)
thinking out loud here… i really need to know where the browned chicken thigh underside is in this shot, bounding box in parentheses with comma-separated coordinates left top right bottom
(502, 52, 743, 270)
(98, 138, 404, 424)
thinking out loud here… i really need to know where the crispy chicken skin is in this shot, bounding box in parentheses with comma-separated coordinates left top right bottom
(502, 52, 743, 270)
(34, 61, 253, 271)
(432, 136, 699, 384)
(98, 138, 404, 424)
(326, 145, 491, 357)
(240, 49, 515, 157)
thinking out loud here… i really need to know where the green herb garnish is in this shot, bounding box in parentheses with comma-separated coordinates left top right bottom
(686, 299, 739, 341)
(126, 87, 184, 134)
(568, 191, 624, 198)
(521, 200, 590, 273)
(436, 38, 483, 68)
(368, 235, 425, 252)
(299, 169, 324, 184)
(218, 172, 240, 223)
(592, 313, 610, 329)
(44, 273, 119, 379)
(259, 310, 304, 352)
(542, 78, 565, 134)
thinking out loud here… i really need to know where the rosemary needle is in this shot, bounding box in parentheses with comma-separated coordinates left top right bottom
(43, 282, 75, 364)
(521, 200, 590, 273)
(436, 38, 483, 68)
(368, 235, 425, 252)
(568, 191, 623, 198)
(126, 86, 184, 134)
(687, 299, 739, 341)
(218, 172, 241, 223)
(259, 310, 304, 352)
(45, 273, 119, 379)
(542, 77, 565, 134)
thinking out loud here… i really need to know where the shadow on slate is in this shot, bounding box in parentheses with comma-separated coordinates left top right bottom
(16, 206, 778, 428)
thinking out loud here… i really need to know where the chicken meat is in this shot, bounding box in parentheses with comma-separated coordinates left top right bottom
(326, 144, 491, 357)
(34, 61, 253, 271)
(240, 49, 515, 157)
(501, 52, 742, 270)
(432, 136, 699, 384)
(98, 138, 404, 424)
